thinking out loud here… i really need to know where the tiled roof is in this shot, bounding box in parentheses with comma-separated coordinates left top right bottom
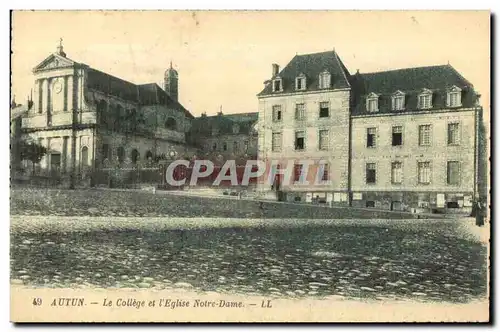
(85, 67, 193, 118)
(350, 64, 479, 116)
(258, 50, 351, 96)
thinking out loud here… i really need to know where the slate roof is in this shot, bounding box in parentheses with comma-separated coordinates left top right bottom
(86, 68, 193, 119)
(189, 112, 258, 138)
(350, 64, 479, 116)
(258, 50, 351, 96)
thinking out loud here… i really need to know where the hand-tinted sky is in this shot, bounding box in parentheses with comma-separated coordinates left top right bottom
(11, 11, 489, 118)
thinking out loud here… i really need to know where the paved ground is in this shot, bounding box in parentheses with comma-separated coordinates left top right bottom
(11, 215, 488, 303)
(10, 188, 488, 304)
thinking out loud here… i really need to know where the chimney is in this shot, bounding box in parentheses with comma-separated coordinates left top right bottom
(201, 112, 207, 117)
(272, 63, 279, 77)
(356, 69, 360, 75)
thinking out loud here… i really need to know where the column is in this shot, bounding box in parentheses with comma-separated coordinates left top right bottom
(67, 75, 74, 112)
(41, 79, 48, 114)
(62, 136, 69, 173)
(46, 137, 51, 170)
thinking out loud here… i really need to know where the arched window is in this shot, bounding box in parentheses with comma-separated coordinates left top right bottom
(131, 149, 139, 164)
(145, 150, 153, 161)
(98, 100, 108, 127)
(107, 104, 115, 131)
(115, 104, 124, 131)
(81, 146, 89, 167)
(117, 147, 125, 163)
(102, 144, 110, 161)
(165, 117, 177, 130)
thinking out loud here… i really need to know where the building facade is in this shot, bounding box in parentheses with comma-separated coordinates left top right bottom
(257, 51, 352, 203)
(189, 111, 258, 160)
(20, 43, 195, 184)
(257, 50, 486, 212)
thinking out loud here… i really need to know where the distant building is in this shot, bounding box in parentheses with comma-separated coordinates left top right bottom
(257, 50, 486, 212)
(20, 41, 195, 184)
(189, 111, 258, 160)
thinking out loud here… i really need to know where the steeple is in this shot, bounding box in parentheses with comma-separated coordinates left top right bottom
(56, 37, 66, 57)
(164, 61, 179, 102)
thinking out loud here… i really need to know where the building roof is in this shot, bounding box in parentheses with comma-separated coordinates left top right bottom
(32, 52, 193, 119)
(258, 50, 351, 96)
(350, 64, 479, 115)
(86, 68, 194, 119)
(189, 112, 258, 138)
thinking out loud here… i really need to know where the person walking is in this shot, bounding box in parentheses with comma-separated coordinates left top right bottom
(475, 199, 485, 226)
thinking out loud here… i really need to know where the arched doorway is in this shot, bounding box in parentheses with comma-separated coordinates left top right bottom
(117, 147, 125, 163)
(131, 149, 139, 164)
(145, 150, 153, 161)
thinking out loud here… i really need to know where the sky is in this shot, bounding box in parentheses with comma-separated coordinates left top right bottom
(11, 10, 490, 118)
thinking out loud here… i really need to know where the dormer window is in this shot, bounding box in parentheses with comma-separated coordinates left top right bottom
(392, 91, 405, 111)
(232, 124, 240, 134)
(418, 88, 433, 109)
(272, 77, 283, 92)
(295, 73, 306, 91)
(366, 93, 379, 112)
(447, 85, 462, 107)
(319, 70, 331, 89)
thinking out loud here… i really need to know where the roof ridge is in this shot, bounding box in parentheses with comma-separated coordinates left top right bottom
(358, 64, 449, 76)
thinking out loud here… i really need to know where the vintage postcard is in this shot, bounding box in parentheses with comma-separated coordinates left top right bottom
(9, 10, 490, 323)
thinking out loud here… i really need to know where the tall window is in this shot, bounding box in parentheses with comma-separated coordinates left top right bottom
(419, 125, 432, 146)
(448, 92, 461, 107)
(295, 103, 305, 121)
(392, 93, 405, 111)
(319, 130, 329, 150)
(321, 163, 329, 181)
(418, 161, 431, 184)
(295, 75, 306, 91)
(244, 140, 249, 152)
(212, 142, 217, 151)
(233, 141, 238, 152)
(319, 102, 329, 118)
(117, 147, 125, 163)
(102, 144, 110, 161)
(447, 161, 460, 185)
(366, 163, 376, 184)
(392, 126, 403, 146)
(272, 105, 282, 122)
(319, 71, 331, 89)
(391, 161, 402, 184)
(367, 128, 377, 148)
(418, 93, 432, 109)
(294, 163, 302, 182)
(448, 123, 460, 145)
(272, 79, 282, 92)
(223, 142, 228, 151)
(367, 98, 378, 112)
(272, 132, 282, 152)
(295, 131, 305, 150)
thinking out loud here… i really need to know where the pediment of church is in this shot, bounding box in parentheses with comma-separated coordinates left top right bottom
(33, 54, 76, 73)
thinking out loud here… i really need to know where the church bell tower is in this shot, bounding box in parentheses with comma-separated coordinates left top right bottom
(164, 61, 179, 102)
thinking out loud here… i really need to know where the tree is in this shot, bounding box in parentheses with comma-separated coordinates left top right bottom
(19, 140, 47, 175)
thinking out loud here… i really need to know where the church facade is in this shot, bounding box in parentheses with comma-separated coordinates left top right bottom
(21, 43, 195, 183)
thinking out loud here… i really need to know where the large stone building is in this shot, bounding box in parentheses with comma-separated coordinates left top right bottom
(189, 111, 258, 160)
(257, 50, 487, 212)
(20, 42, 194, 183)
(257, 51, 352, 203)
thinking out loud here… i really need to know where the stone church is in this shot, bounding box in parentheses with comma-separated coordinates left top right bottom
(21, 42, 195, 179)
